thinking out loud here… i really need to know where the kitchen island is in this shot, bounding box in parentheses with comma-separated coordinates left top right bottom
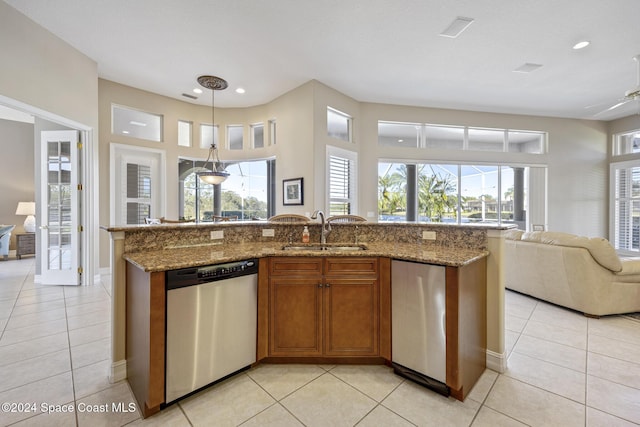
(103, 221, 511, 417)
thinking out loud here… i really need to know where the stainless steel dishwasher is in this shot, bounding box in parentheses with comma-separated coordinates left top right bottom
(391, 259, 449, 396)
(165, 259, 258, 403)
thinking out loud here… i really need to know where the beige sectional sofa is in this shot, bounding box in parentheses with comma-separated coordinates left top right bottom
(505, 230, 640, 317)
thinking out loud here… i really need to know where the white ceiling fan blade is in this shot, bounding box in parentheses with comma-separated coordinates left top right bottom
(593, 99, 633, 117)
(584, 99, 624, 110)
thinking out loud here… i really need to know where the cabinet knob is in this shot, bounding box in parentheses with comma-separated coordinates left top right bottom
(325, 283, 331, 287)
(318, 283, 323, 288)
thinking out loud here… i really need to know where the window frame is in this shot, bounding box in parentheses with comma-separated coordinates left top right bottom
(326, 146, 357, 215)
(178, 120, 192, 147)
(327, 107, 353, 143)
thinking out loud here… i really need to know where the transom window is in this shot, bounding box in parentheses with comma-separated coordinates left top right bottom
(327, 107, 352, 142)
(378, 121, 546, 154)
(112, 105, 163, 142)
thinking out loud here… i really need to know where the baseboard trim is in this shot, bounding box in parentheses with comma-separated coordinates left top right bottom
(486, 349, 507, 373)
(109, 359, 127, 383)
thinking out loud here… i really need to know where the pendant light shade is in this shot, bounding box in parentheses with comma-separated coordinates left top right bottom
(197, 75, 229, 185)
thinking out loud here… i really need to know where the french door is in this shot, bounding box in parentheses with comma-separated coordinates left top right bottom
(40, 130, 80, 285)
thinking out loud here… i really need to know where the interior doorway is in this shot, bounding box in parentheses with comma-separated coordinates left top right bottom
(0, 96, 96, 285)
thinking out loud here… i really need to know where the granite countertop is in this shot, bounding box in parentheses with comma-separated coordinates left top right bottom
(123, 241, 489, 272)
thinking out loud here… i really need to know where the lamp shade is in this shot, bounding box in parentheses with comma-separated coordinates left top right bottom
(15, 202, 35, 216)
(15, 202, 36, 233)
(199, 170, 229, 185)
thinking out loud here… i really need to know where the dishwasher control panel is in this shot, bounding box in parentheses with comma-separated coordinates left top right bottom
(166, 259, 258, 290)
(198, 260, 257, 280)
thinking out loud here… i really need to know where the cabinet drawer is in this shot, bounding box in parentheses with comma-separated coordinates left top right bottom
(324, 257, 378, 276)
(270, 257, 323, 276)
(18, 234, 35, 247)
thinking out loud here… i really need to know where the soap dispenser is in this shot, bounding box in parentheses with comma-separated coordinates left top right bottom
(302, 226, 310, 243)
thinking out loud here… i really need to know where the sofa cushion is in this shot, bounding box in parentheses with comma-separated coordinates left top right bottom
(504, 229, 525, 240)
(521, 231, 622, 272)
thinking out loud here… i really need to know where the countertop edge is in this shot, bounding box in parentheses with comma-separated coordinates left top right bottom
(123, 243, 489, 272)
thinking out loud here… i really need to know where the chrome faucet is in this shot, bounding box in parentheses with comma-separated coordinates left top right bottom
(311, 210, 331, 245)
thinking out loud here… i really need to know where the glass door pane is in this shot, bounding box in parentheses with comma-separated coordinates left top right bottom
(40, 130, 79, 285)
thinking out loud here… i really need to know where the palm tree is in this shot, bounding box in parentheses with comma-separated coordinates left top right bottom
(417, 169, 457, 221)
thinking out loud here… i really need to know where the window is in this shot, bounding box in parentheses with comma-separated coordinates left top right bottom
(378, 121, 421, 148)
(614, 130, 640, 156)
(228, 125, 244, 150)
(611, 160, 640, 253)
(508, 130, 545, 154)
(327, 147, 357, 215)
(200, 124, 218, 149)
(378, 162, 531, 227)
(110, 144, 164, 226)
(269, 119, 277, 145)
(467, 128, 505, 152)
(112, 105, 163, 142)
(126, 163, 151, 224)
(180, 158, 274, 221)
(251, 123, 264, 148)
(378, 121, 546, 154)
(178, 120, 192, 147)
(327, 107, 352, 142)
(425, 125, 464, 150)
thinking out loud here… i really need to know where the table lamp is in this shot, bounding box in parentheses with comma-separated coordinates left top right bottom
(15, 202, 36, 233)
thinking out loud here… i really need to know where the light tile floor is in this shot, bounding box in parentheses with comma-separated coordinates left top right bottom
(1, 257, 639, 426)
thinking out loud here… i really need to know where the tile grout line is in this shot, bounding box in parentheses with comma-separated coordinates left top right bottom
(62, 285, 81, 427)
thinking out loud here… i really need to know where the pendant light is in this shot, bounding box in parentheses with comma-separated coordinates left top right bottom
(197, 75, 229, 185)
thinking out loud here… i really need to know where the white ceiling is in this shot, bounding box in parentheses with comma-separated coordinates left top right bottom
(5, 0, 640, 121)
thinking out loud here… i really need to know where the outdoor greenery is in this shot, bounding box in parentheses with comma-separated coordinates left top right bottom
(182, 172, 268, 220)
(378, 164, 515, 222)
(379, 165, 458, 221)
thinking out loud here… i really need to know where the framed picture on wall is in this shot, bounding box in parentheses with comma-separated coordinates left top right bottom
(283, 178, 304, 205)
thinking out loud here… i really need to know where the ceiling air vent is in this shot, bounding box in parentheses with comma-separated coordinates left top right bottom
(513, 63, 543, 73)
(439, 17, 474, 38)
(182, 93, 198, 100)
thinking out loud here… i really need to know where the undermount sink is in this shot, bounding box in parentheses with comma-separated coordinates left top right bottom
(282, 244, 368, 251)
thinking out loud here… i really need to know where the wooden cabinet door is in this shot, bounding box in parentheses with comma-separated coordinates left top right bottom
(269, 276, 323, 356)
(323, 277, 379, 357)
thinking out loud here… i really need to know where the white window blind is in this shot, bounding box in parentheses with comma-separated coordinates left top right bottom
(328, 148, 357, 215)
(125, 163, 152, 224)
(612, 162, 640, 252)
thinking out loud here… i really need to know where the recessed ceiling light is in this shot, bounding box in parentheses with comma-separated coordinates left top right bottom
(573, 41, 590, 50)
(193, 88, 203, 94)
(513, 63, 543, 73)
(122, 130, 129, 134)
(439, 17, 474, 38)
(235, 87, 246, 94)
(129, 120, 147, 127)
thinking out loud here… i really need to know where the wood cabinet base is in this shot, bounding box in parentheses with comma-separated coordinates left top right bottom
(259, 357, 389, 365)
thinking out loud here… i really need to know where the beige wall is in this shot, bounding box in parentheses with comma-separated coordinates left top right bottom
(0, 1, 99, 279)
(0, 2, 98, 129)
(0, 119, 34, 248)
